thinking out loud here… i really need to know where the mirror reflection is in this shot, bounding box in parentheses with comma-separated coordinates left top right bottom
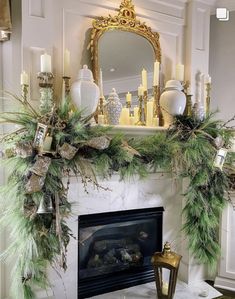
(99, 30, 155, 104)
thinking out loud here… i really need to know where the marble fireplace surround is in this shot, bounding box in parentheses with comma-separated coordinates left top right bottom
(40, 171, 212, 299)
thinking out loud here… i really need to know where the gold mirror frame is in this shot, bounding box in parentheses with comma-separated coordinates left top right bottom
(89, 0, 161, 85)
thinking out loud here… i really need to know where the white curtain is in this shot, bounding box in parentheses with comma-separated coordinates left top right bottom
(0, 0, 12, 41)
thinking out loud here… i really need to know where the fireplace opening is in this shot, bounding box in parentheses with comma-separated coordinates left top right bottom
(78, 207, 164, 298)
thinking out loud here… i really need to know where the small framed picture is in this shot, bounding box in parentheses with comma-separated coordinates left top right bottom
(33, 123, 48, 149)
(214, 148, 228, 170)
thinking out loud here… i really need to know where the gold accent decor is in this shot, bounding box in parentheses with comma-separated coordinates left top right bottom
(136, 95, 145, 126)
(21, 84, 29, 103)
(89, 0, 161, 84)
(151, 242, 182, 299)
(62, 76, 71, 96)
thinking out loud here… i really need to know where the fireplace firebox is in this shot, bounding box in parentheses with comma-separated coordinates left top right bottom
(78, 207, 164, 298)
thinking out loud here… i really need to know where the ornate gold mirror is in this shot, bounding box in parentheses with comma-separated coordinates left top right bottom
(90, 0, 161, 97)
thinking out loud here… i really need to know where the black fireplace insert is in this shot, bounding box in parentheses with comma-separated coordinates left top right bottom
(78, 207, 164, 298)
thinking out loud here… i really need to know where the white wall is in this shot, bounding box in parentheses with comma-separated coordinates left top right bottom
(209, 11, 235, 126)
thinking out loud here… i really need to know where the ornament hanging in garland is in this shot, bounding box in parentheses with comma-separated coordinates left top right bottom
(214, 148, 228, 170)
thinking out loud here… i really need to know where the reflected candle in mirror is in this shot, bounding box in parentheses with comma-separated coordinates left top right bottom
(99, 68, 104, 97)
(126, 92, 132, 105)
(138, 84, 144, 96)
(153, 60, 160, 86)
(142, 68, 148, 91)
(98, 114, 105, 125)
(119, 108, 130, 125)
(146, 99, 154, 127)
(152, 116, 159, 127)
(134, 106, 139, 124)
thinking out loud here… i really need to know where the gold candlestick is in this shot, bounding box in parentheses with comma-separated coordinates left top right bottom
(136, 95, 145, 126)
(153, 85, 163, 126)
(143, 90, 148, 123)
(62, 76, 71, 96)
(126, 101, 131, 108)
(21, 84, 29, 102)
(37, 72, 54, 114)
(98, 96, 105, 115)
(185, 94, 193, 116)
(206, 82, 211, 117)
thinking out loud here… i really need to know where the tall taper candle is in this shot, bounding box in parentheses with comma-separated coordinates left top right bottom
(142, 68, 148, 91)
(175, 63, 184, 82)
(138, 84, 144, 96)
(40, 53, 52, 73)
(126, 92, 132, 104)
(64, 49, 70, 77)
(153, 60, 160, 86)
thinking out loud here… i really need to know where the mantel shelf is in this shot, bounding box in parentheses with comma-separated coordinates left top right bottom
(99, 125, 167, 136)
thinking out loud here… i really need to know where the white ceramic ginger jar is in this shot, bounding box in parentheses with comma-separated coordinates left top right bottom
(71, 65, 100, 117)
(160, 80, 186, 127)
(106, 88, 122, 125)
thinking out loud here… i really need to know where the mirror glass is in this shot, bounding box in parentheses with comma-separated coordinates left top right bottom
(98, 30, 155, 103)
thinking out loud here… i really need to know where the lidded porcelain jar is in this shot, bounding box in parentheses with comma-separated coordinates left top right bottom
(71, 65, 100, 117)
(106, 88, 122, 125)
(160, 80, 186, 127)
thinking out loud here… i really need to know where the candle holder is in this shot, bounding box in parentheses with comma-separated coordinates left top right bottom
(184, 94, 193, 117)
(205, 82, 211, 117)
(98, 96, 105, 116)
(153, 85, 162, 126)
(62, 76, 71, 96)
(21, 84, 29, 102)
(143, 90, 148, 123)
(126, 101, 131, 108)
(136, 95, 145, 126)
(37, 72, 54, 114)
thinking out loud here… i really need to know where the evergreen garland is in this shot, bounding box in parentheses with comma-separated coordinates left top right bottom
(0, 94, 234, 299)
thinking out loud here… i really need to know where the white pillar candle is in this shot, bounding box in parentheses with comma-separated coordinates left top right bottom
(152, 116, 159, 127)
(20, 71, 29, 85)
(119, 108, 130, 125)
(99, 68, 104, 97)
(64, 49, 70, 77)
(98, 114, 105, 125)
(142, 68, 148, 91)
(134, 106, 139, 124)
(153, 60, 160, 86)
(40, 53, 52, 73)
(43, 135, 53, 151)
(126, 92, 132, 104)
(146, 99, 154, 127)
(138, 84, 144, 96)
(175, 63, 184, 82)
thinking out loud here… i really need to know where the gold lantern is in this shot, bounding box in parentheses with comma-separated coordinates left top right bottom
(151, 242, 182, 299)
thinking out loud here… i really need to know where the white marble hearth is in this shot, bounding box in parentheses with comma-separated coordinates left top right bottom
(92, 281, 222, 299)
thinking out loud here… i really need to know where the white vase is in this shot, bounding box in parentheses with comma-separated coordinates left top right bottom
(71, 65, 100, 117)
(160, 80, 186, 127)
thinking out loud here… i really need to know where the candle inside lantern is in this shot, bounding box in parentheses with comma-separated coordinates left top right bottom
(153, 60, 160, 86)
(20, 71, 29, 85)
(175, 63, 184, 82)
(142, 68, 148, 91)
(40, 53, 52, 73)
(43, 134, 53, 151)
(138, 84, 144, 96)
(146, 98, 154, 127)
(126, 92, 132, 104)
(162, 282, 168, 296)
(64, 49, 70, 77)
